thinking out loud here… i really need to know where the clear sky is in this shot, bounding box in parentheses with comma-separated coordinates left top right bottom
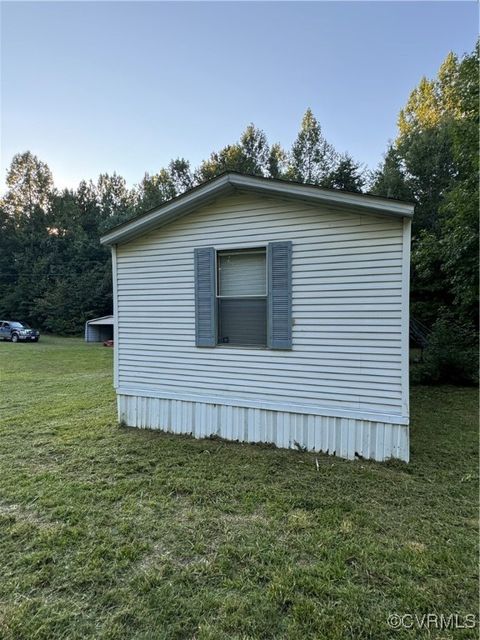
(1, 1, 477, 191)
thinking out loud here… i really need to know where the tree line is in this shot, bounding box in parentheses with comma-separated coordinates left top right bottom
(0, 44, 477, 343)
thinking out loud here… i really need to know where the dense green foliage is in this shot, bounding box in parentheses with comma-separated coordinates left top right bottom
(0, 161, 116, 334)
(0, 337, 478, 639)
(0, 44, 477, 338)
(412, 318, 479, 385)
(0, 112, 365, 334)
(372, 44, 479, 331)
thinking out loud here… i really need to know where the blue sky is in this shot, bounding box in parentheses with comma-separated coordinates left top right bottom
(1, 1, 477, 191)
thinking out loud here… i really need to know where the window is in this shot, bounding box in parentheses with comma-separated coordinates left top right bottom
(194, 242, 292, 350)
(217, 248, 267, 347)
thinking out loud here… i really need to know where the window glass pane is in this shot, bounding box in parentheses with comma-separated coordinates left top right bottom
(218, 298, 267, 347)
(218, 250, 266, 297)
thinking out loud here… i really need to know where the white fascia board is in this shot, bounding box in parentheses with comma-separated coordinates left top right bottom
(231, 174, 414, 218)
(101, 173, 414, 246)
(100, 174, 233, 245)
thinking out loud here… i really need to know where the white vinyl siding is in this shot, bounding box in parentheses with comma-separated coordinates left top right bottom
(115, 193, 406, 418)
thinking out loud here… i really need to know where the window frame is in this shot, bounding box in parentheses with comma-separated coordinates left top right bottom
(215, 245, 268, 348)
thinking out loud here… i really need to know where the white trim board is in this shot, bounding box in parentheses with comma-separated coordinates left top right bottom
(401, 217, 412, 418)
(116, 387, 409, 426)
(112, 245, 119, 389)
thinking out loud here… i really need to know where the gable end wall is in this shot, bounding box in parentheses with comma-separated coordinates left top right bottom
(114, 193, 410, 460)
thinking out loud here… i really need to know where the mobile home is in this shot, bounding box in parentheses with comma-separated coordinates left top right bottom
(101, 173, 413, 461)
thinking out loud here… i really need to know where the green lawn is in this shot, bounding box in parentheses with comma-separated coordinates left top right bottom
(0, 336, 478, 639)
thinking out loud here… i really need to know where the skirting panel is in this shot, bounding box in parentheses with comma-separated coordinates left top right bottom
(117, 394, 410, 462)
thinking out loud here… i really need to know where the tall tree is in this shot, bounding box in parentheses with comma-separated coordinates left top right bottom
(135, 169, 176, 212)
(168, 158, 193, 194)
(370, 146, 412, 201)
(2, 151, 54, 222)
(239, 124, 269, 176)
(0, 204, 19, 315)
(76, 180, 102, 235)
(374, 42, 479, 328)
(435, 44, 479, 322)
(195, 124, 270, 182)
(0, 153, 55, 324)
(397, 76, 441, 138)
(96, 173, 135, 230)
(34, 181, 113, 333)
(195, 145, 245, 182)
(325, 153, 364, 192)
(267, 143, 288, 179)
(287, 109, 336, 184)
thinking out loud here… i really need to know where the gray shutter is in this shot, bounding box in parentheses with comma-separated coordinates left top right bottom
(194, 247, 217, 347)
(267, 241, 292, 349)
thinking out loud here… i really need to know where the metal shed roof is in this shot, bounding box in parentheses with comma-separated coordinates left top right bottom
(85, 315, 114, 326)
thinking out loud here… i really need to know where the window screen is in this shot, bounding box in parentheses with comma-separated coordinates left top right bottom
(217, 249, 267, 347)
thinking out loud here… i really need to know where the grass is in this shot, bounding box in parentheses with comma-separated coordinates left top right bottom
(0, 335, 478, 639)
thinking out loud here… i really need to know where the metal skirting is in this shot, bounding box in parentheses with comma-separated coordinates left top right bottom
(117, 394, 409, 463)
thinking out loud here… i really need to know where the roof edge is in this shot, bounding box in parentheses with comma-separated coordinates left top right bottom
(101, 172, 414, 246)
(85, 315, 114, 324)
